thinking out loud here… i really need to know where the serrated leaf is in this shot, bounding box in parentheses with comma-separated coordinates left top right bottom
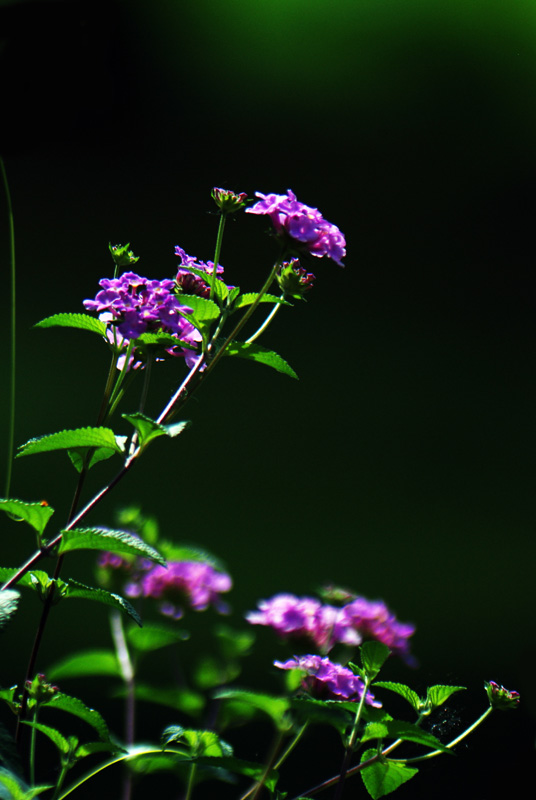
(0, 499, 54, 537)
(290, 697, 352, 735)
(16, 428, 124, 459)
(214, 689, 291, 731)
(426, 685, 466, 709)
(75, 741, 125, 759)
(373, 682, 421, 712)
(361, 642, 391, 680)
(35, 313, 107, 337)
(385, 721, 451, 753)
(47, 692, 110, 742)
(63, 579, 141, 626)
(122, 413, 190, 451)
(0, 767, 46, 800)
(0, 568, 55, 593)
(360, 748, 418, 799)
(58, 527, 165, 566)
(232, 293, 287, 309)
(127, 623, 186, 652)
(48, 649, 121, 680)
(21, 722, 70, 755)
(161, 726, 233, 759)
(67, 446, 118, 473)
(224, 341, 298, 379)
(178, 295, 221, 322)
(0, 591, 19, 631)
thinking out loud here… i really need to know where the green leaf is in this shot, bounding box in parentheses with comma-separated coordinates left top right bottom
(194, 756, 278, 791)
(224, 341, 298, 379)
(361, 720, 451, 753)
(0, 720, 23, 779)
(135, 331, 197, 351)
(360, 642, 391, 680)
(0, 767, 51, 800)
(0, 591, 19, 631)
(122, 413, 190, 452)
(58, 527, 166, 565)
(214, 689, 291, 731)
(68, 445, 121, 473)
(34, 313, 107, 337)
(177, 266, 230, 304)
(47, 692, 110, 742)
(0, 499, 54, 537)
(232, 292, 287, 309)
(373, 682, 421, 712)
(62, 579, 142, 626)
(360, 748, 418, 799)
(21, 722, 70, 755)
(290, 697, 353, 735)
(74, 741, 125, 759)
(425, 685, 466, 710)
(16, 428, 124, 459)
(48, 649, 121, 680)
(127, 623, 186, 653)
(133, 684, 204, 716)
(161, 727, 233, 758)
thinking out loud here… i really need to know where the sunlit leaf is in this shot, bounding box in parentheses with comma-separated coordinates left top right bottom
(47, 692, 111, 742)
(17, 428, 124, 459)
(0, 499, 54, 537)
(224, 341, 298, 379)
(62, 579, 141, 626)
(58, 527, 165, 565)
(35, 313, 107, 337)
(426, 685, 466, 710)
(48, 649, 121, 680)
(360, 749, 418, 799)
(373, 682, 421, 712)
(0, 591, 19, 631)
(21, 722, 70, 755)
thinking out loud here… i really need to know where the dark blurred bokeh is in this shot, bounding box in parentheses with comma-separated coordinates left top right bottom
(0, 0, 535, 797)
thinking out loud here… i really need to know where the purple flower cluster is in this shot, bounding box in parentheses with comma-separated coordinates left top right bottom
(84, 271, 201, 363)
(275, 655, 381, 706)
(125, 560, 232, 620)
(246, 593, 415, 662)
(246, 190, 346, 266)
(246, 594, 360, 652)
(175, 246, 225, 298)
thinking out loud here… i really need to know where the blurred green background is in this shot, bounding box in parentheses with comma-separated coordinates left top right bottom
(1, 0, 535, 796)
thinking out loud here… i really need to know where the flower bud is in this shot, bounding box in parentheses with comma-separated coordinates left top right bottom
(484, 680, 520, 710)
(108, 242, 139, 267)
(276, 259, 315, 300)
(211, 187, 248, 214)
(26, 673, 58, 705)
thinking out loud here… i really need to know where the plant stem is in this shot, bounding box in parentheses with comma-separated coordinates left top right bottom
(29, 709, 37, 786)
(110, 610, 136, 800)
(246, 298, 283, 344)
(184, 762, 197, 800)
(1, 156, 16, 499)
(332, 677, 371, 800)
(210, 212, 226, 301)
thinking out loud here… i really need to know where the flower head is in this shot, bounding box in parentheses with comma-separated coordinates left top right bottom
(245, 593, 360, 652)
(485, 681, 520, 711)
(246, 190, 346, 266)
(211, 187, 248, 214)
(341, 597, 416, 664)
(175, 246, 225, 298)
(83, 271, 202, 367)
(277, 258, 315, 300)
(127, 560, 232, 620)
(275, 655, 381, 706)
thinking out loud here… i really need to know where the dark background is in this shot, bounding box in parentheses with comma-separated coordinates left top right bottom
(0, 0, 535, 797)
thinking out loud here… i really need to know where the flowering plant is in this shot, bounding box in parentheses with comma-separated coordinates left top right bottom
(0, 178, 518, 800)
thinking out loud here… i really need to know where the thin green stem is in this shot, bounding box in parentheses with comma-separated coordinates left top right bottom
(246, 298, 283, 344)
(238, 730, 285, 800)
(332, 677, 371, 800)
(110, 610, 136, 800)
(1, 156, 16, 498)
(29, 708, 37, 786)
(51, 761, 70, 800)
(273, 722, 308, 769)
(390, 707, 494, 763)
(184, 762, 197, 800)
(210, 212, 227, 301)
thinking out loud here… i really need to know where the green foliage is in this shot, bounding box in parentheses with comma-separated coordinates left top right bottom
(178, 295, 221, 343)
(215, 689, 291, 731)
(360, 749, 419, 799)
(290, 697, 352, 735)
(21, 721, 70, 756)
(161, 726, 233, 758)
(48, 650, 121, 680)
(122, 413, 190, 452)
(16, 428, 124, 459)
(0, 499, 54, 538)
(57, 527, 166, 565)
(360, 641, 391, 681)
(425, 685, 466, 710)
(127, 623, 187, 652)
(232, 292, 287, 310)
(0, 591, 19, 631)
(0, 766, 51, 800)
(0, 721, 23, 779)
(373, 682, 421, 712)
(68, 446, 122, 473)
(61, 579, 142, 626)
(361, 720, 451, 753)
(45, 692, 112, 742)
(225, 341, 298, 379)
(133, 684, 204, 717)
(34, 313, 107, 337)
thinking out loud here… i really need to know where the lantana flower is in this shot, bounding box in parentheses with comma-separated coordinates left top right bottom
(246, 190, 346, 266)
(246, 592, 415, 662)
(275, 655, 381, 706)
(175, 246, 225, 298)
(485, 681, 520, 711)
(125, 560, 232, 620)
(83, 271, 202, 366)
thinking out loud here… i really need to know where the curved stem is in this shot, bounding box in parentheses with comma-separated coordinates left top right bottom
(1, 156, 16, 499)
(210, 212, 226, 301)
(333, 677, 371, 800)
(246, 298, 283, 344)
